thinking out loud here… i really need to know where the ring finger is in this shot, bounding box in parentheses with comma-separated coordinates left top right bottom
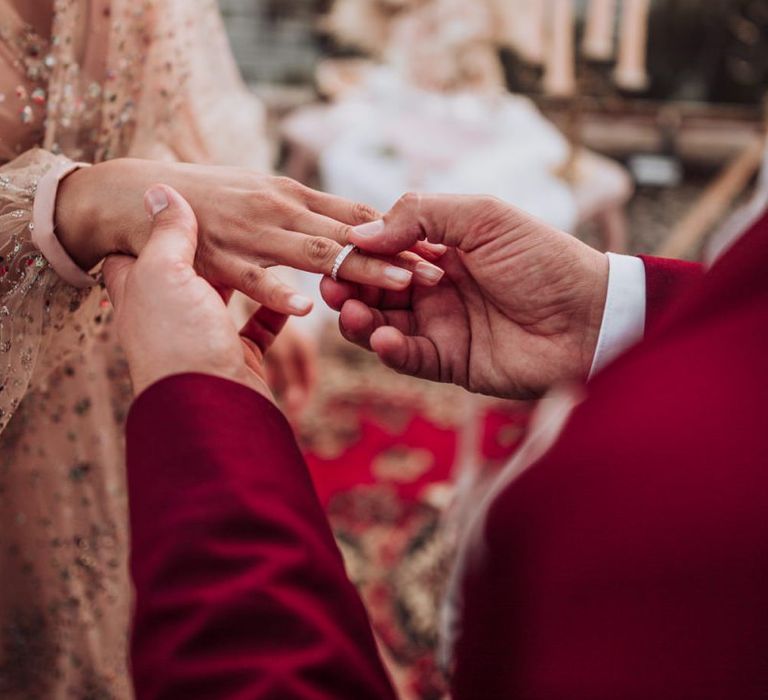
(290, 212, 445, 285)
(244, 229, 415, 291)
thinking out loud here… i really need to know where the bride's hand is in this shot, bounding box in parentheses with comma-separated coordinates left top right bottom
(103, 184, 285, 399)
(56, 158, 445, 314)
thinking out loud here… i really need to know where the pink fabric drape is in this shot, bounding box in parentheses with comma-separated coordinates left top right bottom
(0, 1, 270, 697)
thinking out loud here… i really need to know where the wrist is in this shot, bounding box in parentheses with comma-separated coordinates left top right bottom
(55, 163, 111, 270)
(55, 158, 166, 269)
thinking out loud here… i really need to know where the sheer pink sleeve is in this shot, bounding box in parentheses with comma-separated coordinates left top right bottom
(0, 148, 102, 432)
(125, 1, 272, 170)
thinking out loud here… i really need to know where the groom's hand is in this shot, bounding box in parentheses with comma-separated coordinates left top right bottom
(103, 184, 287, 398)
(320, 193, 609, 399)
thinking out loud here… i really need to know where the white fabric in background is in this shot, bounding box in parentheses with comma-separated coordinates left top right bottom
(317, 69, 578, 232)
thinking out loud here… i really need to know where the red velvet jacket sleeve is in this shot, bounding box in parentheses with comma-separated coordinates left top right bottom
(126, 374, 396, 700)
(638, 255, 704, 331)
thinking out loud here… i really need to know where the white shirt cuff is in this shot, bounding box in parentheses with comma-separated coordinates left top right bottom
(589, 253, 646, 378)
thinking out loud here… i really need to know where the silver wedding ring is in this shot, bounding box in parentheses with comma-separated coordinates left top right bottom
(331, 243, 357, 282)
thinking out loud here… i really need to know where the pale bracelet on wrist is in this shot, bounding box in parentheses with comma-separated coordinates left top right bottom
(32, 159, 97, 289)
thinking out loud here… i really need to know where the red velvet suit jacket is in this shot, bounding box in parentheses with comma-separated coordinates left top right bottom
(127, 212, 768, 700)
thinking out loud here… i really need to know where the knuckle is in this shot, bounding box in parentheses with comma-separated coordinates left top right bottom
(247, 191, 278, 218)
(239, 265, 267, 293)
(478, 194, 503, 209)
(272, 197, 298, 223)
(334, 223, 355, 243)
(474, 195, 509, 227)
(351, 202, 379, 224)
(396, 192, 421, 211)
(205, 227, 224, 248)
(304, 237, 340, 268)
(273, 176, 305, 198)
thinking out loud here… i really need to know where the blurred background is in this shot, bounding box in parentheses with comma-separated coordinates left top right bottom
(217, 2, 767, 698)
(219, 0, 767, 258)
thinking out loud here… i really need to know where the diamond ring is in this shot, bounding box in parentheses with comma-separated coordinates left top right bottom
(331, 243, 357, 282)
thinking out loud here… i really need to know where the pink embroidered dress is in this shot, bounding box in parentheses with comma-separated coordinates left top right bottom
(0, 1, 270, 696)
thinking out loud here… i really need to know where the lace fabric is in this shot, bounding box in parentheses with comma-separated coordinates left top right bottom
(0, 1, 270, 696)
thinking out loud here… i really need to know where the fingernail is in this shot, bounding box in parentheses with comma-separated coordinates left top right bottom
(287, 294, 313, 315)
(352, 219, 385, 239)
(384, 266, 413, 286)
(415, 262, 445, 285)
(145, 187, 169, 219)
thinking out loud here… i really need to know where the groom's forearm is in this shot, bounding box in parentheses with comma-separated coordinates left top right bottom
(126, 373, 396, 700)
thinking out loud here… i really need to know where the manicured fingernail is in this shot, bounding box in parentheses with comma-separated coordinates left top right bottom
(352, 219, 385, 239)
(145, 187, 169, 218)
(415, 262, 445, 284)
(427, 243, 448, 255)
(288, 294, 313, 314)
(384, 266, 413, 286)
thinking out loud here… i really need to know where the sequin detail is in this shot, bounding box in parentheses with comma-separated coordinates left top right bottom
(0, 1, 268, 696)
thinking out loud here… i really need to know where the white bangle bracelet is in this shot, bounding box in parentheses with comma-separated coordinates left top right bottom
(31, 159, 96, 288)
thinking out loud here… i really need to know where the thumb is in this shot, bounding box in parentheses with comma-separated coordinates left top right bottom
(140, 184, 199, 266)
(348, 192, 476, 256)
(102, 254, 135, 310)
